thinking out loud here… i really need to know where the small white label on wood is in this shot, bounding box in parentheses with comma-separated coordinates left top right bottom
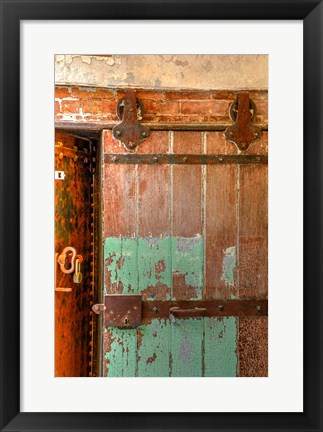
(55, 171, 65, 180)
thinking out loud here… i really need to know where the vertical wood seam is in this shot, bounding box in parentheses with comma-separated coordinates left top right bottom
(236, 165, 240, 297)
(169, 131, 174, 299)
(202, 132, 207, 298)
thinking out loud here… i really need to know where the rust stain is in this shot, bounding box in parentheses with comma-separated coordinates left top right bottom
(146, 353, 157, 365)
(155, 259, 166, 274)
(172, 273, 197, 300)
(141, 283, 169, 301)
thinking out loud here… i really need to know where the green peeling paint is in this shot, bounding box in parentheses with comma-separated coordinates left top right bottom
(204, 317, 237, 377)
(104, 236, 204, 298)
(104, 238, 237, 378)
(137, 319, 170, 377)
(222, 246, 237, 286)
(172, 237, 204, 294)
(138, 238, 172, 298)
(171, 318, 203, 377)
(105, 328, 137, 377)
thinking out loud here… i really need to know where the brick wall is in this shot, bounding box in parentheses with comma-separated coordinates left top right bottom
(55, 86, 268, 125)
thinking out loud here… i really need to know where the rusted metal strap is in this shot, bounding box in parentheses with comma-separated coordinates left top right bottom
(99, 297, 268, 328)
(104, 154, 267, 165)
(141, 299, 268, 320)
(56, 121, 268, 133)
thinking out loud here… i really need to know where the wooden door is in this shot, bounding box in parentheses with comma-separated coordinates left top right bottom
(101, 93, 268, 377)
(55, 131, 94, 376)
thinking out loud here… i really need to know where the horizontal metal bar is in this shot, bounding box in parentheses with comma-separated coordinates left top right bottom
(102, 298, 267, 326)
(104, 154, 268, 165)
(55, 120, 268, 133)
(141, 299, 267, 321)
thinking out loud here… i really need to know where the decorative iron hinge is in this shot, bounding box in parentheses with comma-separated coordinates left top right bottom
(225, 92, 262, 151)
(112, 91, 150, 151)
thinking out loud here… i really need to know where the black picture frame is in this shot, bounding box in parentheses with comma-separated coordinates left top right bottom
(1, 1, 322, 431)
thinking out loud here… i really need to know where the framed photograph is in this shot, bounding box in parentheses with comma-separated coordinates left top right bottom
(0, 1, 322, 431)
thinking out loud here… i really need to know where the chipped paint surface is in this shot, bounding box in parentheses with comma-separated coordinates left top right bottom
(137, 319, 170, 377)
(221, 246, 237, 287)
(104, 236, 204, 300)
(105, 328, 137, 377)
(204, 317, 237, 376)
(171, 319, 203, 376)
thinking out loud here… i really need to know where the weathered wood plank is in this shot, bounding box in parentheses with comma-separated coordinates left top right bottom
(204, 317, 237, 376)
(104, 164, 136, 238)
(205, 164, 238, 299)
(238, 317, 268, 376)
(105, 328, 137, 377)
(138, 165, 170, 236)
(138, 238, 172, 300)
(239, 165, 268, 299)
(137, 319, 170, 377)
(206, 131, 237, 154)
(171, 318, 203, 377)
(137, 130, 169, 154)
(172, 132, 203, 300)
(172, 237, 204, 300)
(104, 238, 138, 295)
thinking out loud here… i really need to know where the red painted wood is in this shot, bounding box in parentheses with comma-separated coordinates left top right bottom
(55, 131, 92, 377)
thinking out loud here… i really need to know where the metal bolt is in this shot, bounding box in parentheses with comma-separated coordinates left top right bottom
(218, 305, 224, 311)
(142, 131, 147, 137)
(254, 133, 259, 139)
(183, 156, 188, 163)
(153, 156, 158, 163)
(256, 156, 261, 163)
(228, 131, 234, 138)
(218, 156, 224, 162)
(111, 155, 118, 163)
(152, 307, 158, 313)
(256, 305, 262, 311)
(116, 130, 121, 137)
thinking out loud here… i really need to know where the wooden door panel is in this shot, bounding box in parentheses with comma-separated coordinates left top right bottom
(102, 103, 268, 377)
(55, 131, 92, 377)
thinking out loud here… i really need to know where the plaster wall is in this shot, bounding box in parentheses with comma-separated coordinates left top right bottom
(55, 55, 268, 91)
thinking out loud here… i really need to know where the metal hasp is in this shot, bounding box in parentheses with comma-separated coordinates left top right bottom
(100, 297, 268, 327)
(104, 294, 142, 329)
(112, 91, 150, 151)
(225, 92, 262, 151)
